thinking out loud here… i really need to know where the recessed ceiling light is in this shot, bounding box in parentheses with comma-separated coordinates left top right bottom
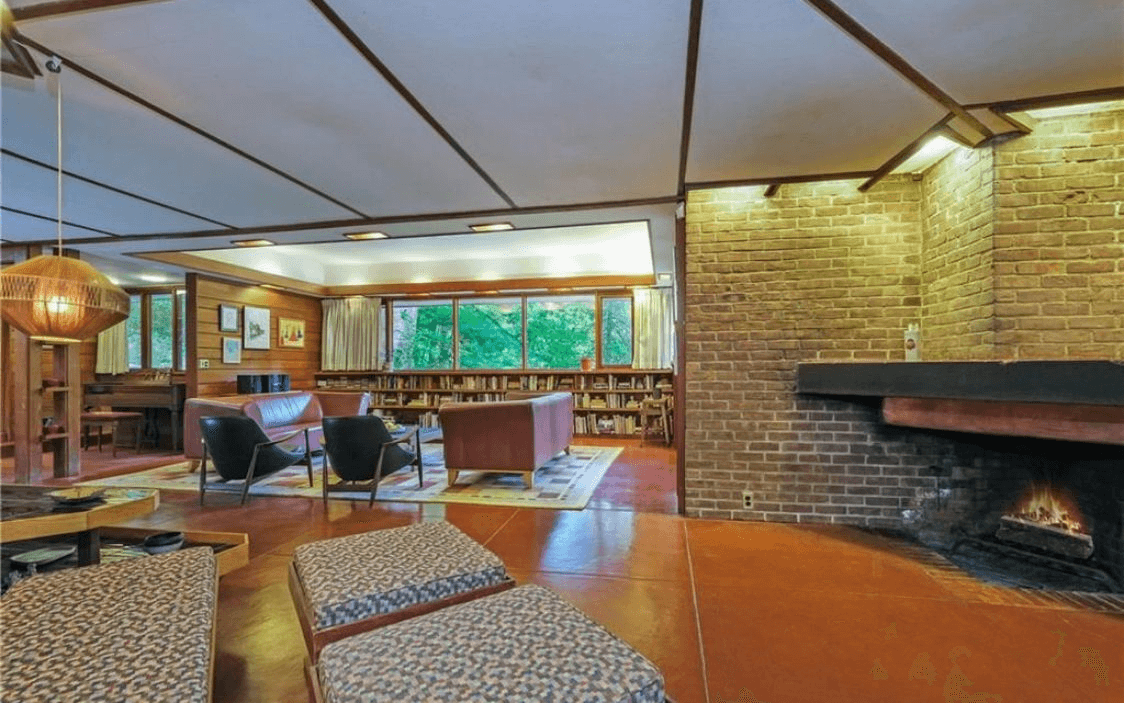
(468, 222, 514, 233)
(344, 231, 388, 240)
(233, 239, 275, 247)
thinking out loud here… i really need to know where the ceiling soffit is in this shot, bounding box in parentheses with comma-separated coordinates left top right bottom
(15, 0, 511, 217)
(688, 0, 947, 184)
(833, 0, 1124, 105)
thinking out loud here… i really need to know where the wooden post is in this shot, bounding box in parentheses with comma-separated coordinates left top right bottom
(51, 343, 81, 477)
(11, 328, 41, 483)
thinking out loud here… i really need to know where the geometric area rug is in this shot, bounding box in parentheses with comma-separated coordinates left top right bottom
(80, 444, 622, 510)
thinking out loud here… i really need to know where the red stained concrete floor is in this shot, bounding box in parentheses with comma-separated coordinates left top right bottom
(4, 440, 1121, 702)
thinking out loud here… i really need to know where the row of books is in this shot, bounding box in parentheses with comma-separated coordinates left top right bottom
(573, 413, 640, 435)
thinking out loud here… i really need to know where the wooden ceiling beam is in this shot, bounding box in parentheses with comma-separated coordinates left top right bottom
(966, 85, 1124, 113)
(11, 32, 371, 218)
(307, 0, 516, 209)
(10, 0, 166, 22)
(1, 205, 120, 236)
(858, 114, 953, 192)
(686, 170, 875, 191)
(763, 183, 781, 198)
(18, 195, 680, 248)
(801, 0, 993, 139)
(676, 0, 705, 197)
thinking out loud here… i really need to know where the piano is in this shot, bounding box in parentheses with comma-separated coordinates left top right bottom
(84, 377, 186, 451)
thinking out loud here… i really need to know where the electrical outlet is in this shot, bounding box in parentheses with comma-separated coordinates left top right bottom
(741, 491, 753, 510)
(199, 359, 210, 369)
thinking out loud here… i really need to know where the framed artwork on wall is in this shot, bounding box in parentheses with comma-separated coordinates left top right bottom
(279, 317, 305, 348)
(243, 306, 270, 349)
(219, 304, 240, 332)
(222, 337, 242, 364)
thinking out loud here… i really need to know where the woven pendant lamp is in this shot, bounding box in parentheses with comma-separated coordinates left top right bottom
(0, 55, 129, 343)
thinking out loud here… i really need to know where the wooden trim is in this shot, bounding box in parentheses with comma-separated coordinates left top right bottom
(937, 123, 976, 148)
(859, 114, 954, 192)
(686, 170, 876, 191)
(1, 149, 234, 228)
(673, 212, 686, 515)
(763, 183, 781, 198)
(966, 85, 1124, 113)
(11, 0, 164, 21)
(308, 0, 515, 208)
(676, 0, 705, 195)
(988, 108, 1034, 135)
(1, 205, 119, 236)
(883, 397, 1124, 446)
(185, 273, 199, 398)
(13, 33, 369, 218)
(801, 0, 993, 138)
(27, 196, 680, 248)
(288, 560, 516, 662)
(98, 526, 250, 576)
(1, 29, 41, 79)
(328, 275, 654, 297)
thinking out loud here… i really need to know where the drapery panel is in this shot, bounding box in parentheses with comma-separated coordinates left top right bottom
(95, 320, 129, 374)
(632, 288, 674, 369)
(321, 297, 382, 370)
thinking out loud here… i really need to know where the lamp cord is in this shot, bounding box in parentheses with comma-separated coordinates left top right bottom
(56, 63, 63, 256)
(45, 56, 63, 255)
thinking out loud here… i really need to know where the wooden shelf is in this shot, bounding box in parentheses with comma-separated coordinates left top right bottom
(40, 432, 69, 441)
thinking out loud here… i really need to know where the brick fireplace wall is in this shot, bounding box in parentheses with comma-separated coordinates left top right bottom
(683, 102, 1124, 523)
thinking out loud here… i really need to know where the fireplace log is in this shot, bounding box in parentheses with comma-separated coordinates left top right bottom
(996, 516, 1094, 560)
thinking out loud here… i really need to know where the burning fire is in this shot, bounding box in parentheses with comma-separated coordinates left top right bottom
(1005, 484, 1088, 535)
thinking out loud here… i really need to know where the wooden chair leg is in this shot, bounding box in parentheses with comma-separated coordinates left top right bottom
(199, 444, 209, 506)
(370, 446, 387, 508)
(415, 433, 424, 488)
(321, 453, 330, 507)
(241, 447, 261, 506)
(447, 469, 459, 487)
(303, 428, 313, 487)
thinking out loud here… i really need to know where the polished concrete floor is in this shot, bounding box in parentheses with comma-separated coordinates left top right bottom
(8, 441, 1123, 702)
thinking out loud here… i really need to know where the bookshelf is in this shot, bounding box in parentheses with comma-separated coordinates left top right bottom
(314, 369, 674, 438)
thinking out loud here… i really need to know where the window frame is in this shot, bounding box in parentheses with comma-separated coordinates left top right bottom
(387, 289, 638, 372)
(124, 286, 186, 371)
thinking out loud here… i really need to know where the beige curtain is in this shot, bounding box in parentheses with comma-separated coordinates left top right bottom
(95, 321, 129, 374)
(632, 288, 674, 369)
(322, 297, 382, 370)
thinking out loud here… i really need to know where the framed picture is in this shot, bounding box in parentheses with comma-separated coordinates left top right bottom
(243, 306, 270, 349)
(279, 317, 305, 348)
(222, 337, 242, 364)
(218, 304, 240, 332)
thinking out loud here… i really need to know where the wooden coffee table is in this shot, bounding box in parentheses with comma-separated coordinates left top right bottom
(0, 485, 159, 565)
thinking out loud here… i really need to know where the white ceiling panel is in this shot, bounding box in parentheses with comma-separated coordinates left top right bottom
(190, 221, 654, 287)
(0, 208, 114, 242)
(19, 0, 510, 215)
(1, 155, 220, 234)
(834, 0, 1124, 105)
(1, 69, 352, 227)
(688, 0, 946, 183)
(326, 0, 689, 204)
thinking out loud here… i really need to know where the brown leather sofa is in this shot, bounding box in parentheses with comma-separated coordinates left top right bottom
(439, 391, 573, 489)
(183, 390, 370, 465)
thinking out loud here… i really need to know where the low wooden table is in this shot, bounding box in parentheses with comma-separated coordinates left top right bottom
(80, 411, 144, 456)
(0, 485, 159, 565)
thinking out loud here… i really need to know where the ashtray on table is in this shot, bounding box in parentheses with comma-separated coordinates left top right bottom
(142, 532, 185, 554)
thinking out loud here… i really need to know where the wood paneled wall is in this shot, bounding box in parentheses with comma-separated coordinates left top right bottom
(189, 274, 321, 398)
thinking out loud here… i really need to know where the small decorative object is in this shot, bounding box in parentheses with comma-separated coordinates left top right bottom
(142, 531, 185, 555)
(222, 337, 242, 364)
(48, 487, 106, 505)
(219, 304, 240, 332)
(10, 545, 76, 568)
(904, 323, 921, 361)
(580, 356, 593, 371)
(243, 306, 270, 349)
(278, 317, 305, 348)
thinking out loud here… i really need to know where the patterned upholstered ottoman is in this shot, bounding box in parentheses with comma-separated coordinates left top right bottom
(1, 547, 218, 703)
(311, 585, 666, 703)
(289, 521, 515, 660)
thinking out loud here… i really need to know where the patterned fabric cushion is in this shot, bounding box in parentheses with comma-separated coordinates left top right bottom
(318, 585, 665, 702)
(1, 547, 217, 703)
(293, 521, 508, 630)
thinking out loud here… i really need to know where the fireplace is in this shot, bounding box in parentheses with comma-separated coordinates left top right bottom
(905, 442, 1124, 593)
